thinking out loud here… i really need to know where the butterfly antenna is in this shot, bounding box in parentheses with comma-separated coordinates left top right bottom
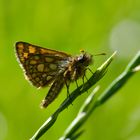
(93, 53, 106, 56)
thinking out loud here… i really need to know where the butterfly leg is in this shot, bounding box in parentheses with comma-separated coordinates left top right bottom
(64, 79, 70, 97)
(64, 78, 75, 106)
(87, 67, 94, 74)
(81, 69, 89, 93)
(75, 80, 79, 88)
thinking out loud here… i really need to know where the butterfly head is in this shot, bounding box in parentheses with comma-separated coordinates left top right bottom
(77, 50, 93, 67)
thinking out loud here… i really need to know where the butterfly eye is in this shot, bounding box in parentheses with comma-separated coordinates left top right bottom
(77, 54, 84, 61)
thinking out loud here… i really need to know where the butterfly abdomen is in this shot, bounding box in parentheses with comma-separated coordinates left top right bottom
(41, 74, 65, 108)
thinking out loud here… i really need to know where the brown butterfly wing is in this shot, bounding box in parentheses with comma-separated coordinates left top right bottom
(15, 42, 71, 88)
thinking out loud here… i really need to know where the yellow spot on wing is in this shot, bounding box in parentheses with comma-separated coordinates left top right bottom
(49, 64, 57, 70)
(23, 53, 28, 58)
(17, 43, 24, 49)
(35, 77, 40, 82)
(46, 76, 52, 81)
(30, 60, 37, 64)
(40, 48, 48, 53)
(29, 46, 36, 53)
(32, 73, 36, 78)
(45, 57, 54, 62)
(37, 64, 44, 72)
(42, 73, 47, 77)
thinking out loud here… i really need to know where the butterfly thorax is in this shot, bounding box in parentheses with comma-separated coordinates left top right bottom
(63, 52, 92, 81)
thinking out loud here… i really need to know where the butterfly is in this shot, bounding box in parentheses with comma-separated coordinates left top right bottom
(15, 42, 93, 108)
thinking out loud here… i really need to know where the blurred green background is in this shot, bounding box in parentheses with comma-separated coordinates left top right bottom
(0, 0, 140, 140)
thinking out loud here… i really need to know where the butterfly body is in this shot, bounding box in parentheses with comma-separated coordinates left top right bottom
(15, 42, 92, 108)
